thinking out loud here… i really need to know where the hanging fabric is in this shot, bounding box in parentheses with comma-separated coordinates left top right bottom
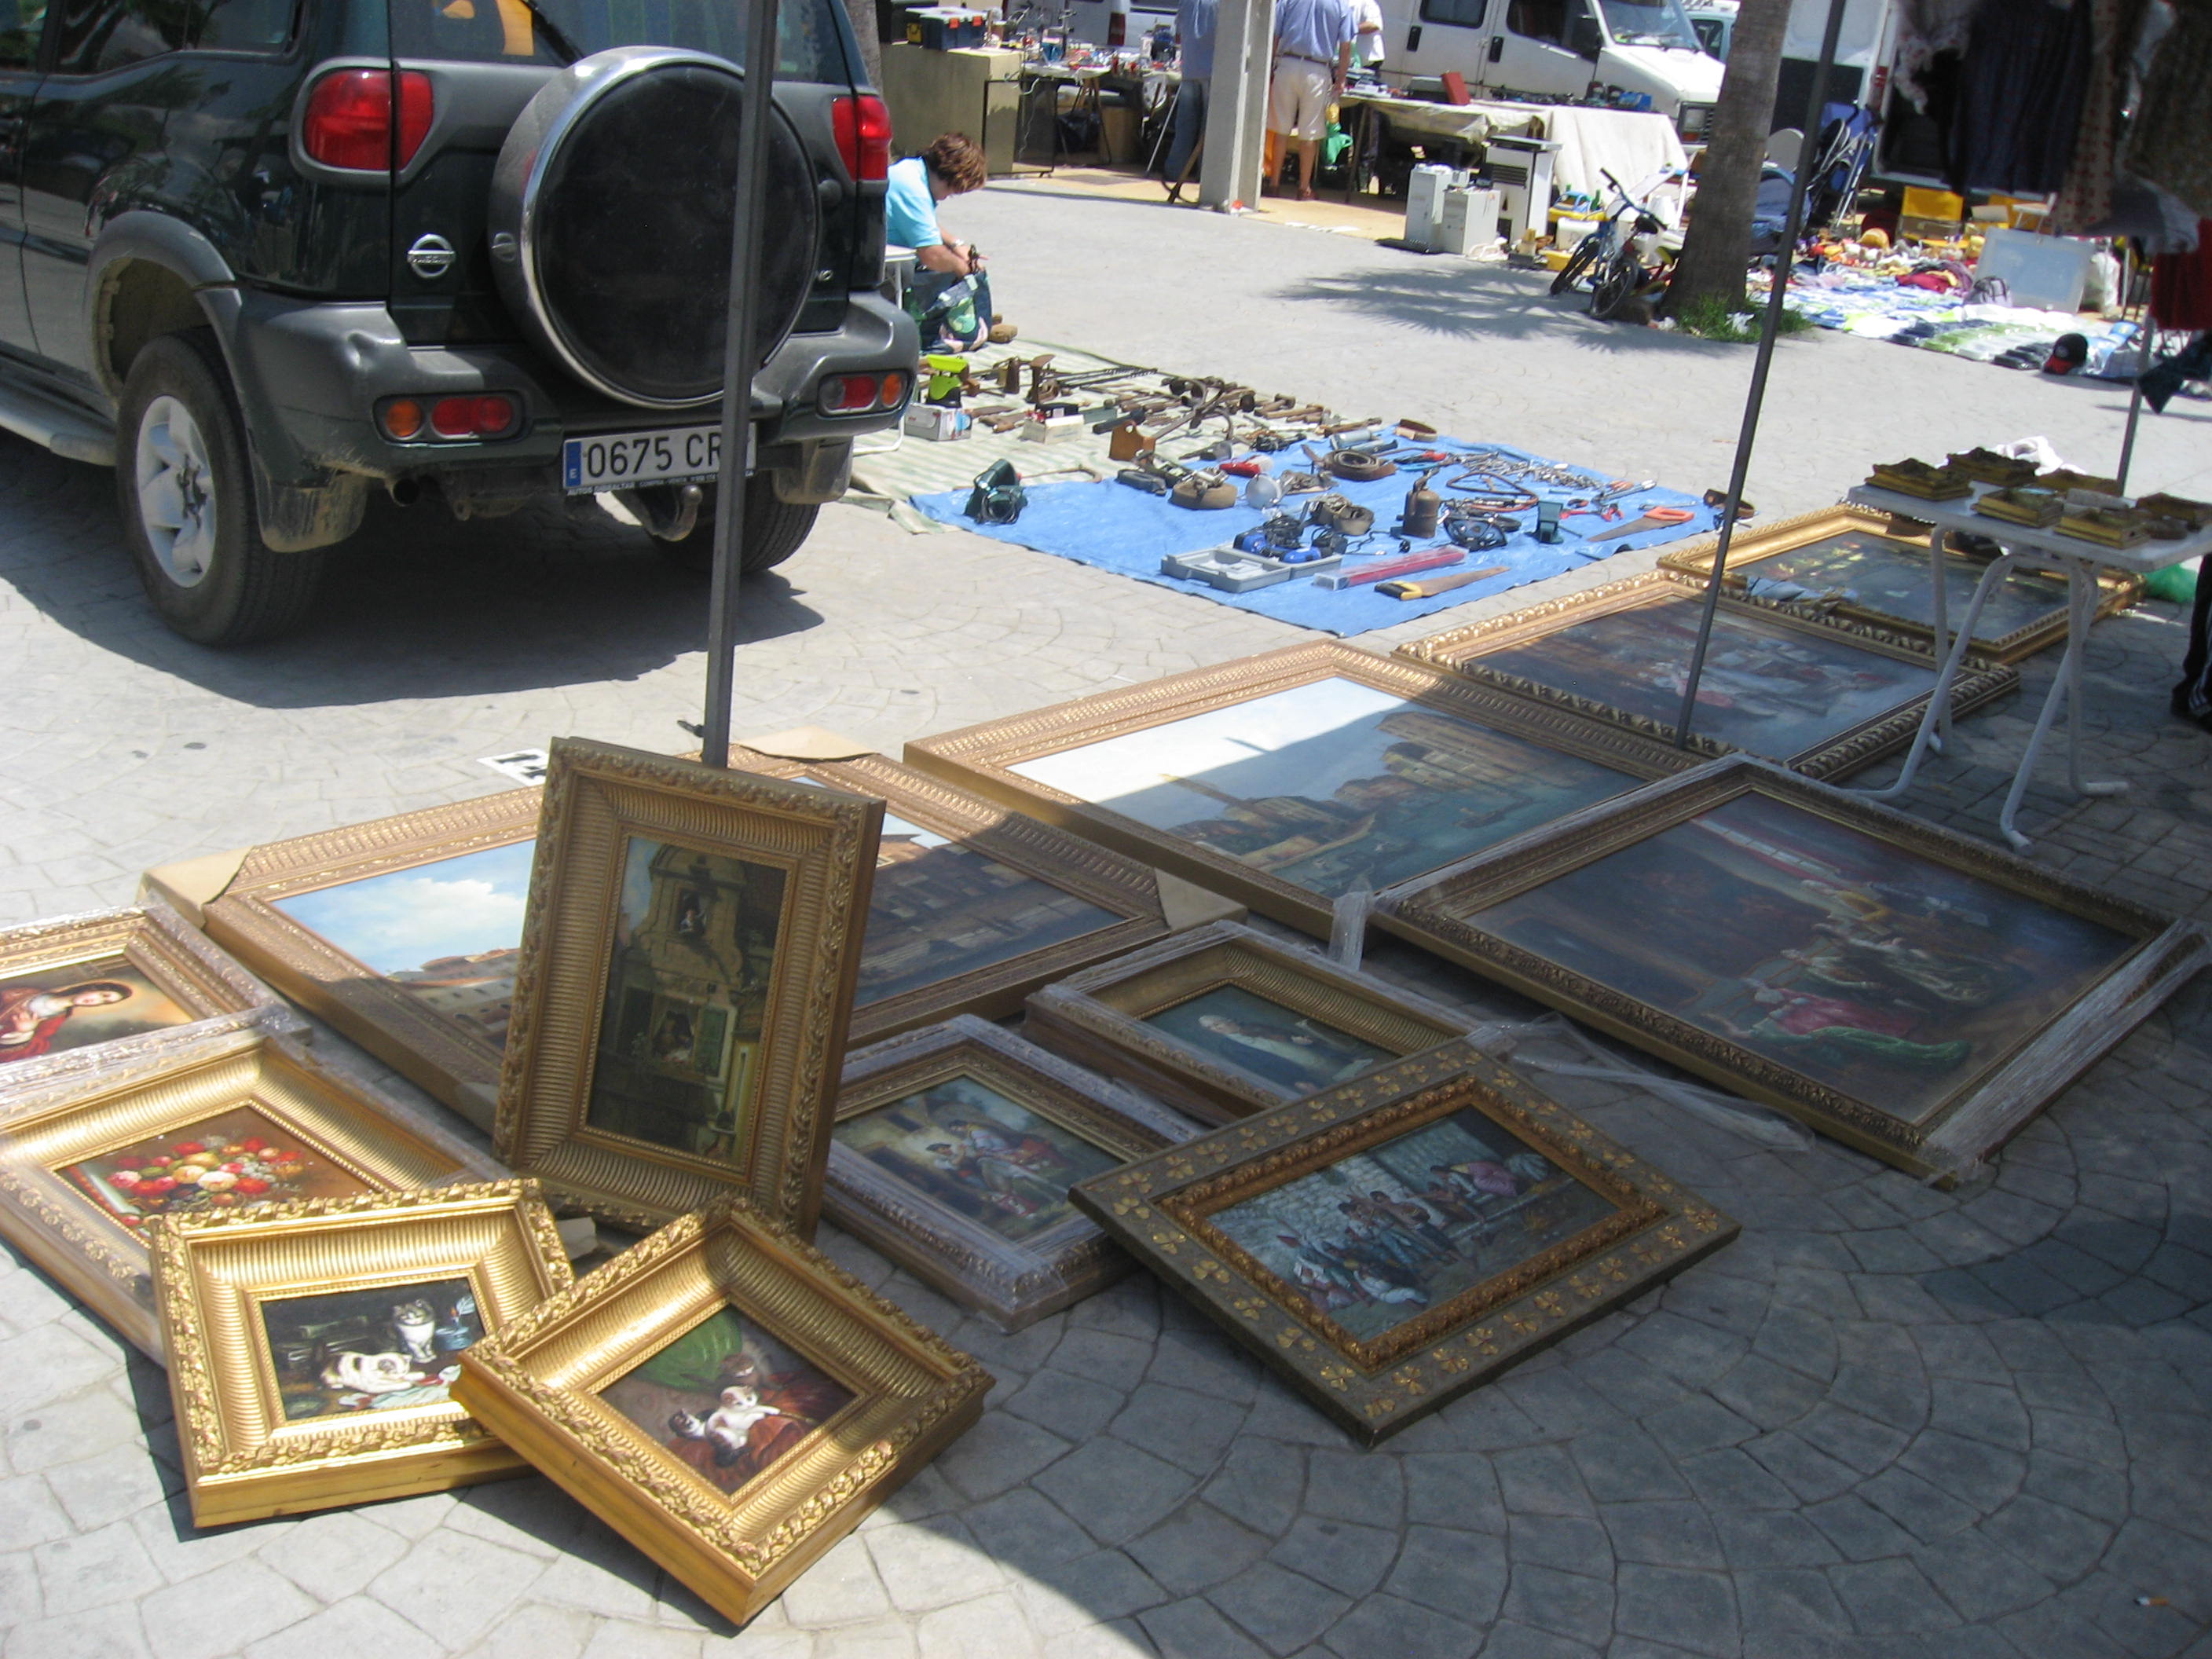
(1946, 0, 2095, 197)
(2150, 223, 2212, 331)
(2053, 0, 2152, 231)
(2125, 0, 2212, 221)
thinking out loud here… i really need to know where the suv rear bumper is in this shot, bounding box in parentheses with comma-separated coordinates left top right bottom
(214, 286, 915, 537)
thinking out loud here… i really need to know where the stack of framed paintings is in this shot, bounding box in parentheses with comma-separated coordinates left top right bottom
(0, 904, 303, 1102)
(903, 643, 1706, 938)
(1397, 571, 2019, 778)
(1024, 921, 1473, 1126)
(827, 1016, 1200, 1329)
(1072, 1042, 1737, 1443)
(1379, 759, 2209, 1181)
(1657, 505, 2141, 665)
(452, 1196, 991, 1626)
(151, 1180, 573, 1525)
(0, 1029, 502, 1357)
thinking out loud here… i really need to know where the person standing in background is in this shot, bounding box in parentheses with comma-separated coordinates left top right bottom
(1264, 0, 1354, 201)
(1352, 0, 1385, 71)
(1165, 0, 1218, 197)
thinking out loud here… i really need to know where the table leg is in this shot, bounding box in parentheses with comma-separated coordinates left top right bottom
(1859, 551, 2020, 804)
(1927, 526, 1951, 751)
(1995, 556, 2126, 852)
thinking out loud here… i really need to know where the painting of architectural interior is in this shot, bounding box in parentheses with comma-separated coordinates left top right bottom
(857, 811, 1116, 1006)
(1008, 678, 1639, 899)
(585, 838, 788, 1159)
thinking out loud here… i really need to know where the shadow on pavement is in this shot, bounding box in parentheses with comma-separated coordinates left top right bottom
(0, 434, 824, 709)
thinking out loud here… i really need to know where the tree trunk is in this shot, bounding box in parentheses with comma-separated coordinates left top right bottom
(844, 0, 884, 90)
(1660, 0, 1792, 317)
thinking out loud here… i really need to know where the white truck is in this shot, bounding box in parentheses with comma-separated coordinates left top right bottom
(1380, 0, 1725, 138)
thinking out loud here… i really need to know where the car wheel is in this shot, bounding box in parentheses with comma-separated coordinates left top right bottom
(116, 331, 324, 646)
(655, 481, 819, 576)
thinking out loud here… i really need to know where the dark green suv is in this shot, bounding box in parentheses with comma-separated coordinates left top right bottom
(0, 0, 914, 643)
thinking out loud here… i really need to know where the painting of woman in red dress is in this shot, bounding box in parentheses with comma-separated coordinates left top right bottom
(0, 980, 139, 1063)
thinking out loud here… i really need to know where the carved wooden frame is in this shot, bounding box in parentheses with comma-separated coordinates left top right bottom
(452, 1196, 992, 1628)
(1071, 1042, 1736, 1444)
(151, 1180, 573, 1525)
(0, 1031, 500, 1360)
(1023, 921, 1475, 1126)
(0, 903, 304, 1104)
(828, 1016, 1201, 1331)
(902, 642, 1706, 938)
(1377, 759, 2209, 1181)
(1655, 504, 2141, 664)
(1395, 569, 2020, 778)
(197, 789, 543, 1130)
(493, 740, 881, 1236)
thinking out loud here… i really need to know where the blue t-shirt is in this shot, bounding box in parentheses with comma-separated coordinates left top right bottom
(1273, 0, 1353, 64)
(885, 156, 942, 250)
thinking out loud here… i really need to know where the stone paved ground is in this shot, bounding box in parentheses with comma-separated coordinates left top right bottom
(1, 189, 2208, 1659)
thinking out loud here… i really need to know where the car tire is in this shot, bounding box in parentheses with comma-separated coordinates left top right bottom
(116, 331, 324, 646)
(655, 481, 819, 576)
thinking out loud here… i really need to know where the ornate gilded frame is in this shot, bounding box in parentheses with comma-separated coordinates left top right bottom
(1377, 759, 2209, 1181)
(494, 740, 881, 1235)
(720, 747, 1179, 1040)
(1071, 1042, 1736, 1444)
(0, 903, 304, 1102)
(452, 1196, 991, 1628)
(1395, 570, 2020, 778)
(194, 789, 543, 1132)
(903, 642, 1706, 938)
(151, 1180, 573, 1525)
(0, 1030, 501, 1359)
(829, 1016, 1201, 1331)
(1656, 504, 2141, 665)
(1024, 921, 1474, 1126)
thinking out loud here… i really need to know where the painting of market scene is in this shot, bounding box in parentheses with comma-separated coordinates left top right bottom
(1207, 1108, 1619, 1345)
(1009, 677, 1640, 899)
(585, 837, 787, 1159)
(1474, 793, 2137, 1121)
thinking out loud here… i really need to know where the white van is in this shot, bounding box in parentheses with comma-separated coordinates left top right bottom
(1685, 0, 1734, 57)
(1385, 0, 1724, 137)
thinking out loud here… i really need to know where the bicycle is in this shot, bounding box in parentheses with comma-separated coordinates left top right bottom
(1548, 167, 1682, 314)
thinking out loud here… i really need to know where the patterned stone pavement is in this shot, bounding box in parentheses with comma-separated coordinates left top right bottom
(1, 194, 2209, 1658)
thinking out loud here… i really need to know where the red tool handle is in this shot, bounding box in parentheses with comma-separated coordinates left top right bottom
(1336, 549, 1465, 585)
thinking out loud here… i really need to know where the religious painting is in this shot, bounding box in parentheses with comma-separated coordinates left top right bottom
(262, 1276, 484, 1420)
(1024, 921, 1471, 1126)
(599, 1306, 855, 1497)
(1072, 1044, 1736, 1443)
(272, 838, 536, 1050)
(828, 1018, 1199, 1329)
(60, 1104, 370, 1232)
(1399, 573, 2019, 778)
(196, 790, 544, 1130)
(449, 1198, 991, 1625)
(152, 1182, 571, 1526)
(1657, 505, 2139, 662)
(0, 961, 193, 1064)
(1379, 760, 2207, 1179)
(493, 741, 880, 1232)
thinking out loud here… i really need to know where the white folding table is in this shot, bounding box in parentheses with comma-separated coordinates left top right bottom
(1843, 482, 2211, 853)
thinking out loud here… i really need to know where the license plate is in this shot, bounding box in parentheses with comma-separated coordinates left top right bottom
(562, 426, 723, 493)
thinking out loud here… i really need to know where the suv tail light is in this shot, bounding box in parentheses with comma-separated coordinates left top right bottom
(819, 371, 908, 414)
(303, 69, 434, 171)
(377, 393, 518, 441)
(832, 94, 892, 182)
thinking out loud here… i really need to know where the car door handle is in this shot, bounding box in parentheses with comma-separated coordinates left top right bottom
(1487, 34, 1504, 60)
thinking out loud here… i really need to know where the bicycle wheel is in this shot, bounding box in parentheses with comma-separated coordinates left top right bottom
(1550, 235, 1602, 295)
(1590, 251, 1642, 319)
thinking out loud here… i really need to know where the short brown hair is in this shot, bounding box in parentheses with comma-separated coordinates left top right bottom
(923, 133, 987, 194)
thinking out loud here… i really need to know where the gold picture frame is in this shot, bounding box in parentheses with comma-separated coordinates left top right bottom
(1024, 921, 1474, 1126)
(1656, 504, 2141, 665)
(494, 739, 881, 1235)
(0, 903, 305, 1101)
(0, 1030, 502, 1359)
(1377, 758, 2209, 1181)
(451, 1196, 991, 1628)
(151, 1180, 573, 1526)
(1396, 570, 2020, 778)
(1071, 1042, 1737, 1444)
(903, 642, 1706, 939)
(189, 789, 543, 1132)
(829, 1016, 1201, 1331)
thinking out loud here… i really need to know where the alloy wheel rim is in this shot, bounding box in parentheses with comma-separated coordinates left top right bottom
(135, 395, 217, 588)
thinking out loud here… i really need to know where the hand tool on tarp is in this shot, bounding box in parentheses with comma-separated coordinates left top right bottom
(1314, 548, 1465, 589)
(1582, 506, 1694, 542)
(1379, 563, 1508, 599)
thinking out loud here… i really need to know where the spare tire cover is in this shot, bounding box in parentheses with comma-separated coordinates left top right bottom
(489, 46, 819, 409)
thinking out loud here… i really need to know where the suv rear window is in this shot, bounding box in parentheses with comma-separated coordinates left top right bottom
(390, 0, 851, 82)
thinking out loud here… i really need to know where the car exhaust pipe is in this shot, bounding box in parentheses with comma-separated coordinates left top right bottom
(386, 477, 424, 507)
(615, 482, 705, 542)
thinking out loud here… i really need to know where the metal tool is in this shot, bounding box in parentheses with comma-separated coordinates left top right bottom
(1583, 506, 1695, 542)
(1379, 563, 1509, 599)
(1314, 548, 1465, 589)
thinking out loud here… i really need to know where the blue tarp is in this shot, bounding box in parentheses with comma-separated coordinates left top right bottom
(911, 435, 1717, 635)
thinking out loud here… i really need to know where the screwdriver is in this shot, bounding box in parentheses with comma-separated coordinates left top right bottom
(1379, 564, 1509, 599)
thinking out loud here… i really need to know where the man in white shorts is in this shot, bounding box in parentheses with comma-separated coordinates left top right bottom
(1266, 0, 1354, 200)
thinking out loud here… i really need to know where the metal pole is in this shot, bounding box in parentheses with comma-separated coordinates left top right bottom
(700, 0, 786, 767)
(1672, 0, 1850, 747)
(2115, 381, 2145, 492)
